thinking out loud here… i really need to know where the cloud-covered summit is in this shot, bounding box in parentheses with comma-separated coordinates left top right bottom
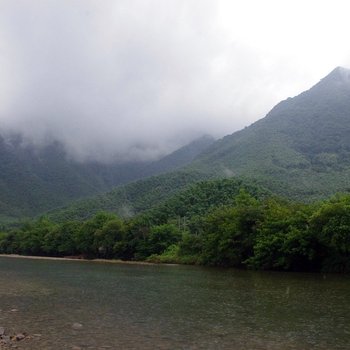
(0, 0, 349, 162)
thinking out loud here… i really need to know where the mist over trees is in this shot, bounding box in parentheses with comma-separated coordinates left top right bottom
(1, 180, 349, 273)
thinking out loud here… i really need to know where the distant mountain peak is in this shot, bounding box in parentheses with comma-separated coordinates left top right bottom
(319, 66, 350, 85)
(331, 66, 350, 77)
(337, 66, 350, 81)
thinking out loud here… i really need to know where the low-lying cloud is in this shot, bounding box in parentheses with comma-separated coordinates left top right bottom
(0, 0, 349, 162)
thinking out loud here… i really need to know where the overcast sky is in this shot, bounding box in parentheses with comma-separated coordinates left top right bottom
(0, 0, 349, 162)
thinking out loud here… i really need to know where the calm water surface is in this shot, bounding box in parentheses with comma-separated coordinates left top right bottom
(0, 256, 349, 349)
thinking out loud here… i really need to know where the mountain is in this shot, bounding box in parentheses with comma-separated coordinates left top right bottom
(0, 134, 214, 222)
(46, 169, 213, 222)
(190, 67, 350, 200)
(47, 67, 350, 221)
(141, 135, 214, 176)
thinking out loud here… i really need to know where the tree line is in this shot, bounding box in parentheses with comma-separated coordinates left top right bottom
(0, 185, 349, 273)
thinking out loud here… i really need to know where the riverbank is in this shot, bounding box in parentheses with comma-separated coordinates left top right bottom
(1, 192, 350, 273)
(0, 254, 178, 266)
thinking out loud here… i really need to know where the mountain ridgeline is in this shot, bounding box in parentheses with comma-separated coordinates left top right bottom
(191, 67, 350, 200)
(44, 67, 350, 222)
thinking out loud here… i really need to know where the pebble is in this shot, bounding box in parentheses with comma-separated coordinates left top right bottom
(2, 335, 10, 343)
(15, 333, 25, 341)
(0, 329, 29, 347)
(72, 322, 83, 330)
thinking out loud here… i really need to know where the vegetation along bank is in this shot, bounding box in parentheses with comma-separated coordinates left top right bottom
(0, 178, 349, 273)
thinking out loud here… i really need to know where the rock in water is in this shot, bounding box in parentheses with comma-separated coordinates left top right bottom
(15, 333, 25, 341)
(1, 335, 10, 343)
(72, 323, 83, 330)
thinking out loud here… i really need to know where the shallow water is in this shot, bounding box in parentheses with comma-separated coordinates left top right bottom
(0, 256, 349, 349)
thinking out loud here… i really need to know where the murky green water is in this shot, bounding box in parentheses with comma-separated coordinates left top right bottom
(0, 256, 349, 349)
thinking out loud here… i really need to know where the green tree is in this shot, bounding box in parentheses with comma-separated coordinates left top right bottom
(248, 200, 316, 271)
(201, 191, 262, 266)
(18, 218, 57, 256)
(42, 221, 80, 256)
(75, 212, 116, 258)
(309, 195, 350, 272)
(93, 218, 125, 258)
(139, 223, 181, 258)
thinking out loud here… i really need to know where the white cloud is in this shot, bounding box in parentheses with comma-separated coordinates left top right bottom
(0, 0, 349, 161)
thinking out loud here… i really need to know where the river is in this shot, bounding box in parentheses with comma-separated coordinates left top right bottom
(0, 256, 349, 349)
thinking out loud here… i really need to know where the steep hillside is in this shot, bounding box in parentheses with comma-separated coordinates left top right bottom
(0, 135, 213, 221)
(141, 135, 214, 176)
(139, 177, 270, 226)
(47, 174, 267, 223)
(46, 169, 213, 222)
(44, 67, 350, 222)
(191, 67, 350, 200)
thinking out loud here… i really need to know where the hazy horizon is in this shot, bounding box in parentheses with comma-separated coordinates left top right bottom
(1, 0, 349, 162)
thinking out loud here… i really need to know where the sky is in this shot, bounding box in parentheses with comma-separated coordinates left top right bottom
(0, 0, 349, 162)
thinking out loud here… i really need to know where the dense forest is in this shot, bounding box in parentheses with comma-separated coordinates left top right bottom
(45, 169, 214, 222)
(1, 178, 349, 273)
(0, 134, 214, 222)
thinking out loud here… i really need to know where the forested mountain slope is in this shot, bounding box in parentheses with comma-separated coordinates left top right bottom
(46, 169, 213, 222)
(44, 67, 350, 222)
(0, 135, 214, 221)
(190, 67, 350, 200)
